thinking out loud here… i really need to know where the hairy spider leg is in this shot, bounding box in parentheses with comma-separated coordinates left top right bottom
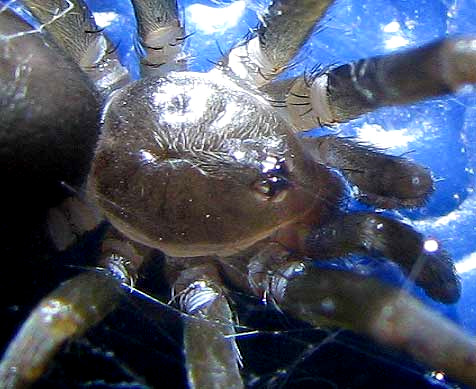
(274, 36, 476, 128)
(19, 0, 130, 93)
(227, 0, 334, 86)
(300, 135, 434, 209)
(301, 212, 460, 303)
(131, 0, 187, 76)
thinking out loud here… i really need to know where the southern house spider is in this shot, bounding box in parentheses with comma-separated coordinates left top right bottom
(1, 0, 476, 388)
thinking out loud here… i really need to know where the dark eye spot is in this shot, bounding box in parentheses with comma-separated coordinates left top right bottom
(253, 175, 289, 199)
(253, 156, 290, 201)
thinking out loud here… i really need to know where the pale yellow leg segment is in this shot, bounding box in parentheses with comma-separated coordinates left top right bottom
(0, 271, 122, 388)
(0, 233, 147, 388)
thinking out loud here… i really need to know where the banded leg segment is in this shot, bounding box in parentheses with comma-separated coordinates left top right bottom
(131, 0, 186, 75)
(301, 135, 434, 208)
(278, 36, 476, 127)
(271, 263, 476, 387)
(317, 36, 476, 123)
(173, 263, 243, 389)
(19, 0, 98, 66)
(20, 0, 130, 93)
(227, 0, 334, 86)
(303, 212, 460, 303)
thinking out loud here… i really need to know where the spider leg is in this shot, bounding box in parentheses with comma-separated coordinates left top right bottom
(168, 259, 243, 389)
(301, 135, 433, 208)
(227, 0, 334, 86)
(0, 271, 121, 388)
(131, 0, 187, 76)
(300, 212, 460, 304)
(20, 0, 129, 93)
(269, 262, 476, 387)
(0, 236, 146, 388)
(278, 36, 476, 127)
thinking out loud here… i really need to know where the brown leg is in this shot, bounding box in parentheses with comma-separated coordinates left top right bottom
(0, 271, 122, 388)
(303, 212, 460, 303)
(317, 36, 476, 123)
(21, 0, 129, 93)
(301, 135, 433, 208)
(269, 262, 476, 387)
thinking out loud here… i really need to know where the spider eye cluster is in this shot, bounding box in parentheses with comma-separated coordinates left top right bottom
(253, 155, 290, 201)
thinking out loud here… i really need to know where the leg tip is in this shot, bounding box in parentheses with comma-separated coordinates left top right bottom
(416, 249, 461, 304)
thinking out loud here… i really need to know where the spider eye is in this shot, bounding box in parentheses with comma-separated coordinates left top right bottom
(252, 156, 291, 201)
(253, 175, 289, 201)
(253, 154, 291, 201)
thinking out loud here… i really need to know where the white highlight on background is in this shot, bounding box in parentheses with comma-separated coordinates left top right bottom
(382, 20, 410, 49)
(93, 11, 118, 28)
(356, 123, 416, 149)
(456, 252, 476, 274)
(186, 0, 246, 34)
(383, 21, 400, 33)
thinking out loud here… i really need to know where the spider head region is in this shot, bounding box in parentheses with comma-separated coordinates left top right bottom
(90, 71, 341, 257)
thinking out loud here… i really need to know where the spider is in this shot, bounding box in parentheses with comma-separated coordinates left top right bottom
(1, 0, 476, 388)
